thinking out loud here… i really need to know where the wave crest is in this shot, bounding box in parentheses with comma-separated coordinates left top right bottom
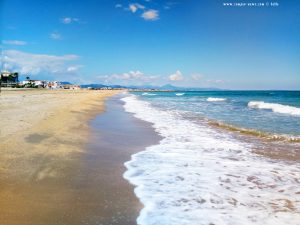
(207, 97, 226, 102)
(142, 92, 157, 96)
(248, 101, 300, 116)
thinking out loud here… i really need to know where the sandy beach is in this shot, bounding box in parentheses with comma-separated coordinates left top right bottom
(0, 89, 118, 179)
(1, 89, 299, 225)
(0, 89, 158, 224)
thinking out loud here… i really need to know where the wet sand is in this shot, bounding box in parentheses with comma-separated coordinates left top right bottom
(252, 141, 300, 162)
(0, 90, 160, 224)
(64, 96, 161, 224)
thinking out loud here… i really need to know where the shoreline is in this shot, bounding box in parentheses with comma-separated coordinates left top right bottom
(207, 120, 300, 162)
(84, 95, 161, 224)
(0, 90, 161, 224)
(1, 89, 299, 224)
(121, 94, 300, 224)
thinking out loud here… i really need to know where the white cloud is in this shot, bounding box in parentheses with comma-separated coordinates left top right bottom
(67, 65, 83, 72)
(97, 70, 159, 84)
(191, 73, 203, 81)
(141, 9, 159, 20)
(129, 3, 145, 13)
(1, 50, 81, 77)
(206, 79, 224, 84)
(61, 17, 80, 24)
(129, 4, 138, 12)
(121, 3, 159, 22)
(169, 70, 183, 81)
(110, 70, 144, 80)
(2, 40, 27, 46)
(62, 17, 72, 24)
(50, 31, 62, 40)
(122, 70, 144, 79)
(164, 1, 178, 10)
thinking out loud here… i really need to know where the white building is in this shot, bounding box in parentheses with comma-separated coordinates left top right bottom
(22, 80, 45, 87)
(46, 81, 61, 89)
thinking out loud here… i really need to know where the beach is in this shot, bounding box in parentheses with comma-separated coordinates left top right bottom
(0, 89, 159, 224)
(1, 89, 300, 225)
(0, 89, 118, 180)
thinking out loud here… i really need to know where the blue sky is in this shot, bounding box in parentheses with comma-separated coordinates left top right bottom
(1, 0, 300, 89)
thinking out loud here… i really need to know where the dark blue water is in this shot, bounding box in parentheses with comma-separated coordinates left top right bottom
(132, 91, 300, 136)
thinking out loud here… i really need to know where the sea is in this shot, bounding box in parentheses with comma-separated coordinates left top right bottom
(122, 91, 300, 225)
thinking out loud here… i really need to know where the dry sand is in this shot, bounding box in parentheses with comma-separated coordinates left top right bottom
(0, 89, 123, 224)
(0, 89, 119, 179)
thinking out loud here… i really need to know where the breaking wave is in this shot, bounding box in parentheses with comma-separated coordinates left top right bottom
(122, 94, 300, 225)
(207, 97, 226, 102)
(142, 92, 157, 96)
(248, 101, 300, 116)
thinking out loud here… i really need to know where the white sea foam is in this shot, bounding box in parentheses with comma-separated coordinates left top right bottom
(142, 92, 157, 96)
(248, 101, 300, 116)
(175, 93, 185, 96)
(207, 97, 226, 102)
(122, 95, 300, 225)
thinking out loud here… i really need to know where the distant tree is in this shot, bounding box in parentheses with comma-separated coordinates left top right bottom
(14, 73, 19, 83)
(25, 76, 32, 88)
(8, 74, 14, 82)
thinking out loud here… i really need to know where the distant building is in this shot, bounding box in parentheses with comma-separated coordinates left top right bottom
(46, 81, 61, 89)
(22, 80, 46, 87)
(0, 71, 19, 87)
(62, 84, 80, 90)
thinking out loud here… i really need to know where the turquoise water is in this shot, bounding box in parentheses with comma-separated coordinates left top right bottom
(122, 93, 300, 225)
(132, 91, 300, 136)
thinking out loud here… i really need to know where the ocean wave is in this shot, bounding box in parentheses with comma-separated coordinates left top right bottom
(122, 95, 300, 225)
(142, 92, 157, 96)
(175, 93, 185, 96)
(248, 101, 300, 116)
(208, 120, 300, 142)
(207, 97, 226, 102)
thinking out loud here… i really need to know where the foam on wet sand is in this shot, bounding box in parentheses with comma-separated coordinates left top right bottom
(123, 94, 300, 225)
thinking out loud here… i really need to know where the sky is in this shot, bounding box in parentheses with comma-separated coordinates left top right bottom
(1, 0, 300, 89)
